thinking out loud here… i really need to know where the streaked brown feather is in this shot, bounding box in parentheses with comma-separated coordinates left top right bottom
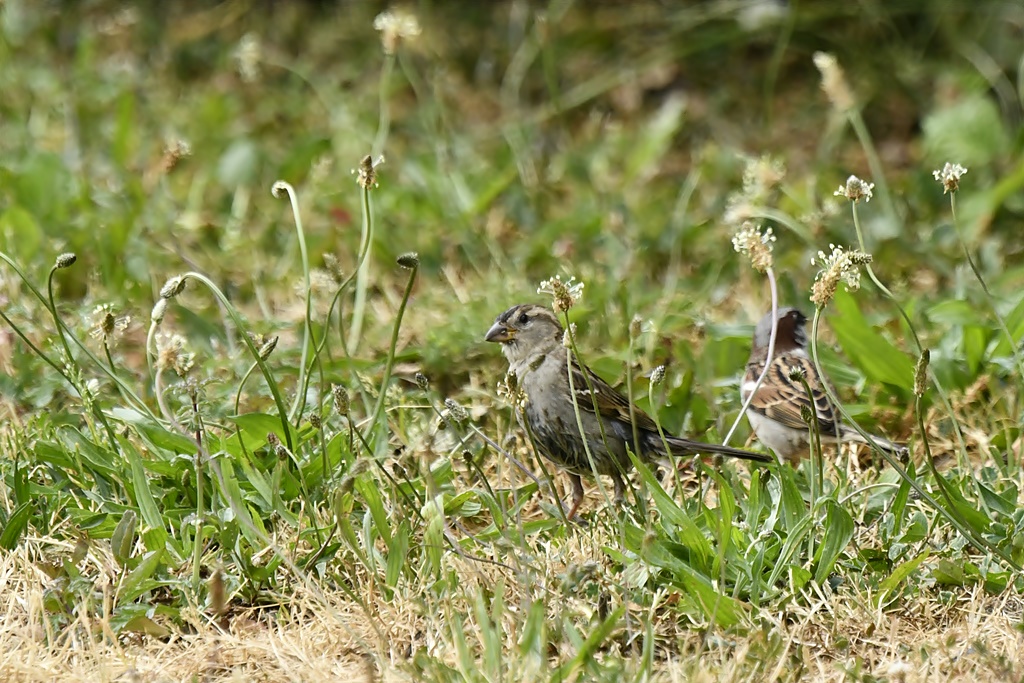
(565, 357, 660, 433)
(744, 352, 841, 436)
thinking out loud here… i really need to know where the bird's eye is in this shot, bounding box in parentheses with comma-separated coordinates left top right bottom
(517, 312, 530, 325)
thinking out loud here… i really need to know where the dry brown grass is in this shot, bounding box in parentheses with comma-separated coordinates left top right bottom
(2, 519, 1021, 683)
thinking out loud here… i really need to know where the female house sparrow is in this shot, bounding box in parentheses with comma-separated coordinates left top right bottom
(486, 303, 773, 519)
(742, 307, 905, 464)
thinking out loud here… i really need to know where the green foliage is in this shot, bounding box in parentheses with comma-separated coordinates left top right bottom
(1, 1, 1023, 679)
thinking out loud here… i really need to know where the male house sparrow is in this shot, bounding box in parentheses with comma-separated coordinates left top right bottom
(486, 303, 773, 519)
(742, 307, 905, 464)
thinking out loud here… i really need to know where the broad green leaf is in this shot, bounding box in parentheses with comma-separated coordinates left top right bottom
(237, 457, 274, 510)
(877, 550, 929, 603)
(122, 615, 171, 638)
(933, 472, 991, 534)
(62, 427, 120, 476)
(119, 549, 165, 602)
(385, 521, 409, 588)
(123, 441, 166, 543)
(830, 291, 914, 391)
(217, 138, 259, 187)
(13, 451, 28, 506)
(115, 410, 196, 455)
(933, 558, 981, 586)
(443, 491, 482, 517)
(890, 461, 913, 536)
(978, 482, 1017, 516)
(356, 474, 392, 546)
(518, 600, 547, 660)
(228, 413, 297, 453)
(550, 607, 627, 682)
(629, 451, 712, 572)
(704, 469, 736, 577)
(108, 603, 178, 636)
(765, 514, 814, 589)
(421, 499, 445, 579)
(0, 205, 43, 261)
(991, 293, 1024, 357)
(923, 94, 1009, 168)
(963, 325, 988, 375)
(217, 459, 264, 547)
(112, 510, 138, 564)
(112, 91, 138, 166)
(813, 499, 854, 583)
(900, 511, 928, 545)
(662, 552, 745, 627)
(0, 503, 32, 550)
(777, 465, 807, 530)
(927, 300, 984, 326)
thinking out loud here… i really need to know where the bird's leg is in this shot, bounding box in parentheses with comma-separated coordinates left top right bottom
(565, 474, 585, 521)
(612, 474, 626, 504)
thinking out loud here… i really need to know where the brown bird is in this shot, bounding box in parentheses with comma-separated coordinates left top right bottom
(742, 307, 905, 464)
(486, 303, 773, 519)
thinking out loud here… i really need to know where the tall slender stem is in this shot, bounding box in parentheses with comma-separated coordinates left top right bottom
(723, 268, 778, 447)
(848, 202, 969, 464)
(950, 193, 1024, 385)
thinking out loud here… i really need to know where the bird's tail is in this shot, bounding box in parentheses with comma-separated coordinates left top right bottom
(840, 427, 907, 456)
(660, 435, 774, 464)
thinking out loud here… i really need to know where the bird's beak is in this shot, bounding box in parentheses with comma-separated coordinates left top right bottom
(485, 322, 513, 343)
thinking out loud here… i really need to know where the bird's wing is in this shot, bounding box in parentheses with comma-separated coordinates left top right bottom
(745, 353, 840, 436)
(564, 355, 661, 433)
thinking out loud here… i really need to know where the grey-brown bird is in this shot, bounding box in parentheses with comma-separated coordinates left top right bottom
(486, 303, 773, 519)
(742, 307, 905, 464)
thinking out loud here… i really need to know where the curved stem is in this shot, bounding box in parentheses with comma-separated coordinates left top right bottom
(190, 395, 205, 591)
(46, 267, 76, 369)
(563, 341, 615, 515)
(232, 360, 262, 463)
(648, 375, 685, 509)
(915, 376, 1019, 569)
(560, 310, 628, 519)
(0, 308, 70, 380)
(369, 262, 418, 438)
(165, 272, 293, 450)
(272, 182, 313, 424)
(372, 53, 396, 158)
(47, 266, 117, 447)
(950, 193, 1024, 385)
(1, 251, 153, 420)
(809, 308, 1019, 570)
(723, 268, 778, 447)
(849, 202, 969, 463)
(801, 313, 831, 561)
(847, 109, 900, 230)
(347, 184, 374, 354)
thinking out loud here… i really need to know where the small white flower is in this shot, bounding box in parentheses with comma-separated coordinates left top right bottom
(810, 244, 872, 307)
(538, 275, 584, 313)
(834, 175, 874, 203)
(373, 8, 421, 54)
(236, 33, 261, 83)
(160, 275, 187, 299)
(932, 162, 967, 194)
(731, 222, 776, 272)
(89, 304, 131, 342)
(155, 333, 195, 377)
(813, 51, 854, 112)
(351, 155, 385, 189)
(742, 154, 786, 198)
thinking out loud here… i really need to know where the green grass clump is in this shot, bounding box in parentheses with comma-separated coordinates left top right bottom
(1, 2, 1023, 681)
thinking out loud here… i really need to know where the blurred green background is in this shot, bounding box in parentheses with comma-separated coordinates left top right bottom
(2, 1, 1021, 444)
(2, 2, 1024, 677)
